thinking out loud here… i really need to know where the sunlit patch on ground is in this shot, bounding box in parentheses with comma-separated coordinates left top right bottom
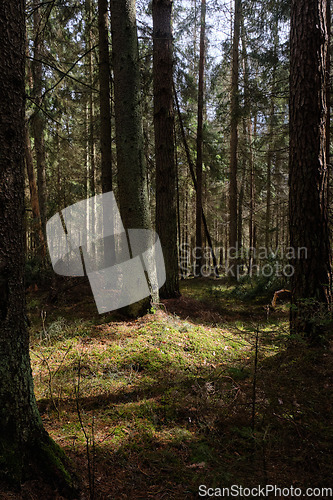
(26, 278, 333, 499)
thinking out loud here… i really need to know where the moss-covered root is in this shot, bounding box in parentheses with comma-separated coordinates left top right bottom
(33, 435, 80, 498)
(0, 433, 80, 498)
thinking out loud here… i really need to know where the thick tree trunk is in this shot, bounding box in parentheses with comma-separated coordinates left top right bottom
(110, 0, 151, 230)
(228, 0, 241, 277)
(326, 0, 331, 192)
(195, 0, 206, 276)
(289, 0, 332, 338)
(98, 0, 113, 194)
(153, 0, 180, 298)
(0, 0, 76, 492)
(110, 0, 158, 313)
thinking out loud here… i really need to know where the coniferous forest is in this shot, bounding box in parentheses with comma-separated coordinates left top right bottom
(0, 0, 333, 498)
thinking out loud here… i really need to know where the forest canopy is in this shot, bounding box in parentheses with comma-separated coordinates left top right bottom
(0, 0, 332, 497)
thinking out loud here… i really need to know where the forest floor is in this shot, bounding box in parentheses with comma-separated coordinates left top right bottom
(9, 278, 333, 498)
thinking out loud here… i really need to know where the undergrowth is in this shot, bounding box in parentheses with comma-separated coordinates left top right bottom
(25, 279, 333, 499)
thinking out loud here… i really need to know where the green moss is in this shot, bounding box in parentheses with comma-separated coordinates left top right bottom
(0, 432, 78, 497)
(39, 438, 71, 482)
(32, 435, 79, 498)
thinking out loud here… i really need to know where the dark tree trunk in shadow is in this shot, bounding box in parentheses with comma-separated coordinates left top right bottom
(98, 0, 113, 194)
(31, 1, 47, 241)
(289, 0, 332, 338)
(0, 0, 78, 493)
(153, 0, 180, 298)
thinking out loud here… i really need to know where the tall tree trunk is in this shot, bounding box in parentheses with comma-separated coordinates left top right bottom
(265, 102, 274, 250)
(25, 33, 46, 258)
(265, 27, 278, 250)
(98, 0, 115, 267)
(0, 0, 76, 491)
(98, 0, 113, 194)
(174, 85, 219, 276)
(274, 155, 282, 249)
(240, 17, 255, 273)
(85, 4, 96, 189)
(228, 0, 241, 277)
(85, 0, 96, 259)
(248, 113, 257, 273)
(153, 0, 179, 298)
(289, 0, 332, 338)
(31, 1, 47, 240)
(326, 0, 331, 208)
(175, 131, 182, 277)
(237, 157, 245, 251)
(87, 8, 96, 200)
(195, 0, 206, 276)
(110, 0, 158, 313)
(25, 124, 46, 258)
(110, 0, 151, 229)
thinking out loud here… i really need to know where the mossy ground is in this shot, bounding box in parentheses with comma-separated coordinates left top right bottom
(16, 278, 333, 498)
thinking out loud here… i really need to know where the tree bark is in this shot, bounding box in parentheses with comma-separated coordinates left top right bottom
(240, 17, 256, 273)
(289, 0, 332, 338)
(174, 85, 219, 276)
(31, 1, 47, 240)
(153, 0, 180, 298)
(195, 0, 206, 276)
(98, 0, 113, 194)
(265, 102, 274, 250)
(25, 123, 46, 258)
(237, 157, 245, 251)
(228, 0, 241, 277)
(110, 0, 151, 230)
(25, 41, 46, 258)
(86, 0, 96, 200)
(110, 0, 158, 313)
(265, 27, 278, 250)
(0, 0, 76, 492)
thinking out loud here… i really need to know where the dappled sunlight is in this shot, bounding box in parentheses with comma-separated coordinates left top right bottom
(23, 279, 333, 497)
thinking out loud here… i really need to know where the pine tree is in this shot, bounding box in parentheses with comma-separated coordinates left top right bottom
(110, 0, 159, 313)
(98, 0, 113, 194)
(289, 0, 332, 337)
(195, 0, 206, 276)
(228, 0, 241, 277)
(153, 0, 180, 298)
(0, 0, 76, 490)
